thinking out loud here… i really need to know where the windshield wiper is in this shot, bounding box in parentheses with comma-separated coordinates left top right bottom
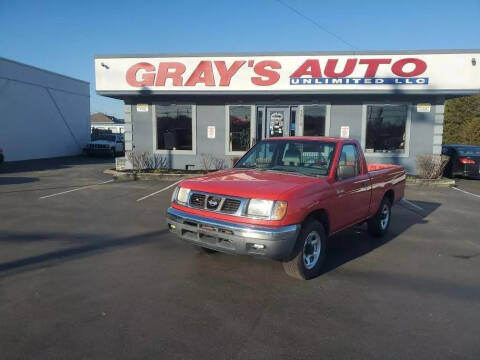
(266, 167, 324, 178)
(236, 165, 262, 170)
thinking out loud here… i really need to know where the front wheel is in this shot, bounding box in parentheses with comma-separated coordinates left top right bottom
(367, 197, 392, 237)
(282, 220, 326, 280)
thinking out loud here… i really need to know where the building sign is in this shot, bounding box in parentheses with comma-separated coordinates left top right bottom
(207, 126, 215, 139)
(96, 53, 480, 93)
(136, 104, 148, 112)
(340, 126, 350, 138)
(416, 103, 431, 112)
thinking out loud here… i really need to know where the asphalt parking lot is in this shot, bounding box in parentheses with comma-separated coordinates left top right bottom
(1, 157, 479, 360)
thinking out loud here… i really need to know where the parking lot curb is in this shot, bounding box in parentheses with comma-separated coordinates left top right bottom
(406, 178, 456, 187)
(105, 169, 200, 181)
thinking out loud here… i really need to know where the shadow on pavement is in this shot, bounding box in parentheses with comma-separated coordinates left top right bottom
(0, 155, 114, 174)
(322, 200, 441, 275)
(0, 229, 168, 278)
(0, 177, 39, 185)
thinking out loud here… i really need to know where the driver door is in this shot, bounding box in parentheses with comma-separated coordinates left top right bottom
(332, 144, 371, 230)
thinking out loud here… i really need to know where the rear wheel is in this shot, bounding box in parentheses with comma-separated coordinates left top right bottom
(282, 220, 326, 280)
(367, 197, 392, 237)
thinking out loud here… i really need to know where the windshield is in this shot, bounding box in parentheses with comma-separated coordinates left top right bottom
(235, 140, 336, 177)
(457, 146, 480, 156)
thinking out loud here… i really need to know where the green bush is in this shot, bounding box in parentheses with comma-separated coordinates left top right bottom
(444, 94, 480, 145)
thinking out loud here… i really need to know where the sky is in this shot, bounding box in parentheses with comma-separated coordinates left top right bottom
(1, 0, 479, 119)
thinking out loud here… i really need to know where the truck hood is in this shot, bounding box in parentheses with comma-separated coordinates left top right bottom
(180, 169, 323, 199)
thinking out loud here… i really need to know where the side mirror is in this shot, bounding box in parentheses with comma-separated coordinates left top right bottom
(337, 165, 356, 180)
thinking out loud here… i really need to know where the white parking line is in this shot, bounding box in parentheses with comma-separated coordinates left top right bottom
(39, 180, 114, 199)
(136, 180, 182, 202)
(401, 198, 426, 212)
(452, 186, 480, 199)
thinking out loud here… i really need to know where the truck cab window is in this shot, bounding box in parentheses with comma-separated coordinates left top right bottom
(338, 144, 361, 179)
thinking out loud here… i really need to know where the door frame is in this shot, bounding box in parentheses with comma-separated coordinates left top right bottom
(265, 106, 291, 138)
(256, 104, 331, 140)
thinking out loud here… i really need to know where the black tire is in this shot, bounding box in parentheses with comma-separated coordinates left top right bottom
(282, 219, 326, 280)
(111, 148, 116, 158)
(197, 246, 217, 254)
(367, 197, 392, 237)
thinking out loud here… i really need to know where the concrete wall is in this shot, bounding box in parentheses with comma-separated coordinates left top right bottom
(0, 57, 90, 162)
(127, 95, 444, 174)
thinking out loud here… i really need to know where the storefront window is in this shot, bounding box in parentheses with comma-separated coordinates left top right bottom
(303, 105, 326, 136)
(229, 105, 251, 152)
(156, 105, 193, 150)
(365, 104, 408, 153)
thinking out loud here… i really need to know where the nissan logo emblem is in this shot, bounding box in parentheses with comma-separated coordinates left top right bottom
(208, 198, 219, 208)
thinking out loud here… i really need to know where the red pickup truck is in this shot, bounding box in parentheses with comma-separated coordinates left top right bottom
(167, 137, 406, 279)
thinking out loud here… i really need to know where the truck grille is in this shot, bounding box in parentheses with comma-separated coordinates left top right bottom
(186, 191, 245, 215)
(221, 199, 241, 213)
(189, 193, 206, 208)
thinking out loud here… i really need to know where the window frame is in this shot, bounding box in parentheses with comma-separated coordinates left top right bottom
(361, 102, 411, 158)
(225, 105, 255, 156)
(299, 104, 331, 137)
(152, 104, 197, 155)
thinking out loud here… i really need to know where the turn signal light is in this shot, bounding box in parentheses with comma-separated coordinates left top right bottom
(271, 201, 288, 220)
(459, 157, 475, 164)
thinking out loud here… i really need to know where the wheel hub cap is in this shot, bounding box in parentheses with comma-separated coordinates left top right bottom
(303, 231, 321, 270)
(380, 204, 390, 230)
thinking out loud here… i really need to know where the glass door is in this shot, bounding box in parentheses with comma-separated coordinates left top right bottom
(266, 107, 290, 138)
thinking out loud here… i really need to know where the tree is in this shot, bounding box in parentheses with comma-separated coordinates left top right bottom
(461, 117, 480, 146)
(443, 94, 480, 144)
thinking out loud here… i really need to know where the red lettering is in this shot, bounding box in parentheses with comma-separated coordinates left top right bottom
(251, 61, 281, 86)
(359, 59, 391, 77)
(155, 62, 185, 86)
(391, 58, 427, 77)
(185, 61, 215, 86)
(214, 60, 245, 86)
(324, 58, 357, 77)
(126, 62, 155, 87)
(290, 59, 321, 78)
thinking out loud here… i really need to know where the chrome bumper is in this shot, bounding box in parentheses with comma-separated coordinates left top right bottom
(166, 207, 300, 260)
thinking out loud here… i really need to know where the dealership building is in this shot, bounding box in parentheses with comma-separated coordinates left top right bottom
(95, 50, 480, 173)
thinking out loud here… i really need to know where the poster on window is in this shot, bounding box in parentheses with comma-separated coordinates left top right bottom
(207, 126, 216, 139)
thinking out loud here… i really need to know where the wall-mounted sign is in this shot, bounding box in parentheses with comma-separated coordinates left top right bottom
(136, 104, 148, 112)
(207, 126, 215, 139)
(340, 126, 350, 138)
(416, 103, 431, 112)
(96, 53, 480, 94)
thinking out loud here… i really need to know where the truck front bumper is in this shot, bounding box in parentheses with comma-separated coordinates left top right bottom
(166, 207, 300, 261)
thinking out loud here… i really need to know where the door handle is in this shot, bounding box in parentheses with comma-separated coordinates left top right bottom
(336, 189, 344, 195)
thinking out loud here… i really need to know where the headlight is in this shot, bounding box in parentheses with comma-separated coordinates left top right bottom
(171, 186, 179, 203)
(247, 199, 288, 220)
(176, 187, 191, 205)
